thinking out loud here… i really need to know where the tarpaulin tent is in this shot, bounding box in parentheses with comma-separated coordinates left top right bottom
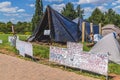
(28, 6, 81, 42)
(90, 33, 120, 64)
(73, 17, 99, 36)
(102, 24, 120, 37)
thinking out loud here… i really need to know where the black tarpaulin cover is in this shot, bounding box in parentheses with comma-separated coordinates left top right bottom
(28, 6, 81, 42)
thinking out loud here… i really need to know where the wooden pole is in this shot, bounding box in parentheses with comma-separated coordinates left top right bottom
(11, 25, 15, 34)
(90, 23, 93, 33)
(47, 7, 51, 31)
(82, 22, 85, 43)
(99, 23, 102, 35)
(47, 6, 52, 45)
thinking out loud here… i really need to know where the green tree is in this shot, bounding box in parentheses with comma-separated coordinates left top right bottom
(15, 22, 32, 34)
(114, 14, 120, 27)
(0, 22, 6, 33)
(31, 0, 43, 31)
(61, 2, 76, 20)
(88, 8, 104, 25)
(104, 9, 116, 25)
(76, 5, 84, 19)
(6, 21, 13, 33)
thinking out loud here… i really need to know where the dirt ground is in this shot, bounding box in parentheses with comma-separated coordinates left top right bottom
(0, 53, 100, 80)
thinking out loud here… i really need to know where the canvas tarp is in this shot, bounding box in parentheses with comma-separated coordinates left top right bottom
(90, 33, 120, 64)
(28, 6, 80, 42)
(73, 17, 99, 36)
(102, 24, 120, 37)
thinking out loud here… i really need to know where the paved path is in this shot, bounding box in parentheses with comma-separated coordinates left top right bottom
(0, 54, 99, 80)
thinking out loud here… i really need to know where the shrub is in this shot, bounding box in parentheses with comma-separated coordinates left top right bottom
(25, 32, 31, 35)
(0, 32, 5, 34)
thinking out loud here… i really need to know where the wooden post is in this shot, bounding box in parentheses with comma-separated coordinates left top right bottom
(99, 23, 102, 35)
(82, 22, 85, 43)
(90, 23, 93, 33)
(47, 7, 52, 45)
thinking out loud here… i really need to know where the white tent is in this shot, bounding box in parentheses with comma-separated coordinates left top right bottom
(90, 33, 120, 64)
(102, 24, 120, 37)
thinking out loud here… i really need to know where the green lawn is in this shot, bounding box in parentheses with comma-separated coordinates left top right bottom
(0, 34, 120, 80)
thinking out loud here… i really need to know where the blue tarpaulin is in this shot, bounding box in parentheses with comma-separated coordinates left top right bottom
(73, 18, 99, 36)
(28, 6, 81, 42)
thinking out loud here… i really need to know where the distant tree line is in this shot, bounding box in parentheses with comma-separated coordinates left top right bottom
(61, 2, 120, 27)
(0, 21, 31, 34)
(88, 8, 120, 27)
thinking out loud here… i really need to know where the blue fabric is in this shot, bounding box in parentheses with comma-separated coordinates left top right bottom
(113, 32, 117, 38)
(28, 6, 80, 42)
(73, 18, 99, 36)
(94, 34, 102, 43)
(93, 25, 99, 34)
(51, 9, 80, 42)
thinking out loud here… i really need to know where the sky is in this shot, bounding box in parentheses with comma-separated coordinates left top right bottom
(0, 0, 120, 23)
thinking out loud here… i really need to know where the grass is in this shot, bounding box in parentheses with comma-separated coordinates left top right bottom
(0, 34, 12, 43)
(19, 35, 30, 41)
(33, 44, 49, 59)
(109, 62, 120, 74)
(0, 34, 120, 80)
(83, 42, 92, 51)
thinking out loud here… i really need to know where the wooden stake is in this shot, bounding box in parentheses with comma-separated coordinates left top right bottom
(11, 25, 15, 33)
(47, 6, 52, 45)
(99, 23, 102, 35)
(82, 22, 85, 43)
(90, 23, 93, 33)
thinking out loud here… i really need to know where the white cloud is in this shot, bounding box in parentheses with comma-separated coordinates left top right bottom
(112, 2, 117, 6)
(10, 18, 15, 21)
(0, 1, 25, 13)
(3, 13, 19, 17)
(0, 7, 18, 13)
(113, 5, 120, 13)
(45, 0, 63, 2)
(84, 7, 94, 18)
(97, 6, 107, 12)
(78, 0, 114, 4)
(51, 3, 65, 13)
(3, 13, 32, 23)
(115, 0, 120, 4)
(17, 9, 25, 12)
(29, 4, 35, 8)
(102, 3, 108, 6)
(0, 1, 11, 8)
(84, 7, 93, 13)
(110, 0, 120, 7)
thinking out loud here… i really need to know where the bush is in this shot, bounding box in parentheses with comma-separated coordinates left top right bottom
(25, 32, 31, 35)
(0, 32, 5, 34)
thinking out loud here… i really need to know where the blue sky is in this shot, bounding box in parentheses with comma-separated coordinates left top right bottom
(0, 0, 120, 23)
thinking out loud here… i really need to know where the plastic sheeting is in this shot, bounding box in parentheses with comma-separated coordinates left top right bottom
(28, 6, 80, 42)
(73, 18, 99, 36)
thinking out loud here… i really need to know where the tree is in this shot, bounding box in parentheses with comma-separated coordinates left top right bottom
(114, 14, 120, 27)
(6, 21, 13, 33)
(31, 0, 43, 31)
(104, 9, 116, 25)
(0, 22, 6, 33)
(76, 5, 84, 19)
(61, 2, 76, 20)
(15, 22, 32, 34)
(88, 8, 104, 25)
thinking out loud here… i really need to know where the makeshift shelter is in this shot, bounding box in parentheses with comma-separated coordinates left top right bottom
(102, 24, 120, 37)
(90, 33, 120, 64)
(73, 18, 99, 36)
(28, 6, 81, 42)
